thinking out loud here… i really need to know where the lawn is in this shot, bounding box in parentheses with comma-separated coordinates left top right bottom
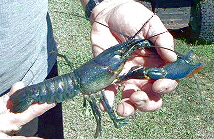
(49, 0, 214, 138)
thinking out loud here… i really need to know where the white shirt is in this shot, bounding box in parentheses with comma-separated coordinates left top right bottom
(0, 0, 57, 95)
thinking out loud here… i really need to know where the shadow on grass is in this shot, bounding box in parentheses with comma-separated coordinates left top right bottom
(169, 26, 190, 39)
(169, 26, 213, 45)
(169, 26, 194, 44)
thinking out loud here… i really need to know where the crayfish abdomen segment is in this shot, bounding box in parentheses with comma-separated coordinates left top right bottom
(9, 72, 80, 113)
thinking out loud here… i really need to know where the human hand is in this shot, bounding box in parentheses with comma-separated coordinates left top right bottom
(89, 0, 178, 116)
(0, 82, 55, 138)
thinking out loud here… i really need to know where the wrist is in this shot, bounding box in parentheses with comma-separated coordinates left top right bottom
(83, 0, 133, 20)
(85, 0, 104, 18)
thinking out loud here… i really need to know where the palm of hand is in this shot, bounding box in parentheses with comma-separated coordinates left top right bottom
(90, 1, 178, 116)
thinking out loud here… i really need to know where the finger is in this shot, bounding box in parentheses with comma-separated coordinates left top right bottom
(117, 84, 139, 117)
(0, 132, 10, 138)
(130, 91, 162, 112)
(155, 31, 177, 63)
(0, 94, 10, 113)
(144, 15, 177, 63)
(152, 79, 178, 94)
(127, 80, 163, 112)
(9, 82, 25, 96)
(117, 98, 135, 117)
(15, 103, 55, 126)
(12, 137, 43, 139)
(0, 113, 23, 134)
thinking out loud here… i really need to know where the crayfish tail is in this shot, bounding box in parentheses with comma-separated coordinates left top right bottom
(186, 63, 203, 78)
(9, 87, 37, 113)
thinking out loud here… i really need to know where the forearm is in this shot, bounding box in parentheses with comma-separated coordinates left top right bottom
(79, 0, 89, 8)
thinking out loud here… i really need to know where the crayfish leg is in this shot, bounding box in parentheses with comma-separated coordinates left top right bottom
(99, 91, 129, 128)
(86, 95, 102, 138)
(83, 96, 87, 107)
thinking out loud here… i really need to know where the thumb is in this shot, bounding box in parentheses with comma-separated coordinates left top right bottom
(9, 81, 25, 96)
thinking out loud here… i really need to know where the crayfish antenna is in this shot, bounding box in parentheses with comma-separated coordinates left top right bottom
(53, 11, 178, 57)
(50, 50, 74, 70)
(132, 13, 156, 39)
(53, 11, 132, 40)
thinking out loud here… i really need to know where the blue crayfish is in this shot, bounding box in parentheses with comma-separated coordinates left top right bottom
(8, 14, 203, 137)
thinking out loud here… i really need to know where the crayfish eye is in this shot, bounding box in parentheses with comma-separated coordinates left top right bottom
(118, 49, 125, 55)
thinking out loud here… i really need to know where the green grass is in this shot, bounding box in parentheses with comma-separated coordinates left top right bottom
(49, 0, 214, 138)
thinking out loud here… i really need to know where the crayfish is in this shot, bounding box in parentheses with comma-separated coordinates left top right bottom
(8, 13, 203, 137)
